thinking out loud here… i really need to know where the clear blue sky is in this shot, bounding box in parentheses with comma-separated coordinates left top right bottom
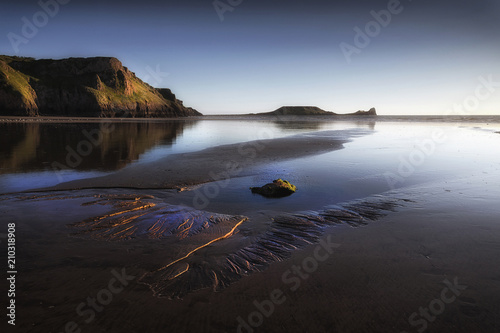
(1, 0, 499, 115)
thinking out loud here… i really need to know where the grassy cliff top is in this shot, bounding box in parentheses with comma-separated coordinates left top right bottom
(0, 58, 37, 107)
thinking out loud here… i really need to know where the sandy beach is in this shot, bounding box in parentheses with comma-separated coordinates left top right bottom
(1, 118, 500, 333)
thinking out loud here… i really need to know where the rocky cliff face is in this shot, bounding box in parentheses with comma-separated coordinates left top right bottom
(352, 107, 377, 116)
(0, 55, 201, 117)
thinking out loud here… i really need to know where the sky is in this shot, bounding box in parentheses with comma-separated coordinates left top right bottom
(1, 0, 499, 115)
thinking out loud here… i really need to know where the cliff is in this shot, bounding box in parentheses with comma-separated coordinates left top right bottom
(261, 106, 336, 116)
(257, 106, 377, 116)
(0, 55, 201, 117)
(352, 107, 377, 116)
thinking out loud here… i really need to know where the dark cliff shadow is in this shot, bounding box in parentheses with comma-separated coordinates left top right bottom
(0, 120, 197, 174)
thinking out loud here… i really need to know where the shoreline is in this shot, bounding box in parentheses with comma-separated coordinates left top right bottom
(0, 115, 204, 123)
(2, 114, 500, 124)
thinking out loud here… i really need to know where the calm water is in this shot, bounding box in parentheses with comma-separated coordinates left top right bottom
(1, 117, 500, 203)
(0, 119, 373, 193)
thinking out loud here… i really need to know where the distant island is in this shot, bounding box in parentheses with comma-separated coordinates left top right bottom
(0, 55, 201, 117)
(254, 106, 377, 116)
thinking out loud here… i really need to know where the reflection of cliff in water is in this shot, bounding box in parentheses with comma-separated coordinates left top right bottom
(273, 120, 324, 131)
(0, 121, 195, 174)
(273, 119, 376, 131)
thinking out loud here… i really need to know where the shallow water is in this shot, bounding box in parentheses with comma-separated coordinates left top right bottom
(1, 117, 499, 196)
(0, 119, 372, 193)
(165, 120, 500, 215)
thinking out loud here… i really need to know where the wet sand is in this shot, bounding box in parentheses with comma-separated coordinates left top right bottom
(1, 125, 500, 333)
(3, 179, 500, 333)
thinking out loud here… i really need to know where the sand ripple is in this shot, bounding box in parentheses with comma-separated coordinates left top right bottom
(6, 191, 408, 299)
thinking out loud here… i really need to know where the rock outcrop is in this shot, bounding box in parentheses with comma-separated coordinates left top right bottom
(0, 55, 201, 117)
(250, 179, 297, 198)
(257, 106, 377, 116)
(352, 107, 377, 116)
